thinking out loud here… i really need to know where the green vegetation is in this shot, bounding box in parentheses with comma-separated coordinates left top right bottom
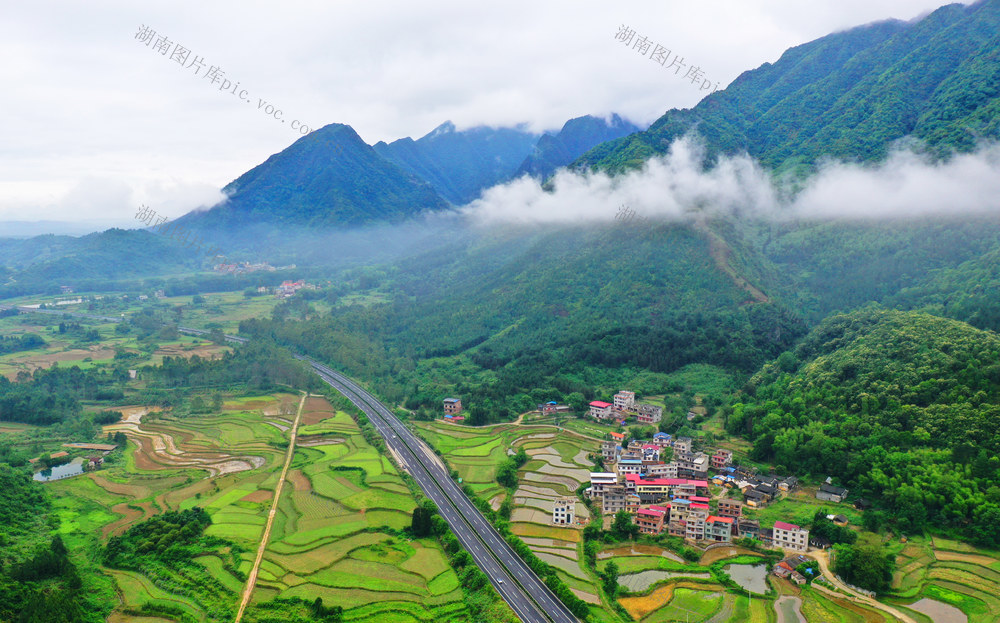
(731, 308, 1000, 543)
(578, 1, 1000, 174)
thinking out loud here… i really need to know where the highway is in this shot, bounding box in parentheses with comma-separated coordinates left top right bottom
(0, 306, 578, 622)
(299, 356, 580, 623)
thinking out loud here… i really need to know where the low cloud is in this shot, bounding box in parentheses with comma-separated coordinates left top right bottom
(461, 137, 1000, 225)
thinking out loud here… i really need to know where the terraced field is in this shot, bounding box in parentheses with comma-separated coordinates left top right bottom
(887, 536, 1000, 623)
(414, 418, 606, 610)
(247, 400, 468, 623)
(45, 393, 463, 623)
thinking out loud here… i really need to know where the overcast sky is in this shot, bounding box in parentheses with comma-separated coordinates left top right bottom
(0, 0, 966, 227)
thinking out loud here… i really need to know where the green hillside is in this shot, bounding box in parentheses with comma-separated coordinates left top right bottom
(179, 123, 450, 230)
(577, 0, 1000, 175)
(730, 308, 1000, 543)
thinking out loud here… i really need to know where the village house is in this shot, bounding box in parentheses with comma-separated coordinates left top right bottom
(613, 390, 636, 413)
(641, 444, 660, 461)
(635, 507, 667, 535)
(675, 450, 710, 479)
(609, 431, 625, 443)
(705, 515, 734, 542)
(616, 459, 644, 478)
(553, 498, 575, 525)
(627, 440, 644, 452)
(443, 398, 463, 415)
(772, 521, 810, 551)
(756, 483, 779, 501)
(589, 401, 613, 419)
(601, 440, 621, 463)
(636, 403, 662, 424)
(736, 518, 760, 539)
(673, 437, 693, 454)
(778, 476, 799, 492)
(539, 401, 571, 415)
(652, 432, 671, 447)
(711, 449, 734, 469)
(586, 472, 619, 499)
(743, 489, 770, 508)
(646, 462, 679, 479)
(817, 482, 849, 503)
(602, 485, 640, 515)
(717, 498, 743, 519)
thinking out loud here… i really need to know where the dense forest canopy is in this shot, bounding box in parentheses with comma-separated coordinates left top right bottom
(730, 308, 1000, 543)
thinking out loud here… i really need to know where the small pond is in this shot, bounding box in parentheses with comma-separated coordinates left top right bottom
(618, 570, 711, 592)
(34, 458, 86, 482)
(724, 563, 768, 593)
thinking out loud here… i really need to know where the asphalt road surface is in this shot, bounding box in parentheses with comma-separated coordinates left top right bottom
(299, 356, 580, 623)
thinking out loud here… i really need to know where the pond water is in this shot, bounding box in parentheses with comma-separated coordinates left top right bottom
(618, 570, 711, 592)
(909, 598, 967, 623)
(34, 458, 85, 482)
(724, 563, 768, 593)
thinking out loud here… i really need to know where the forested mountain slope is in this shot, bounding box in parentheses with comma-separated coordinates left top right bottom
(177, 123, 450, 230)
(373, 121, 540, 205)
(576, 0, 1000, 175)
(730, 308, 1000, 544)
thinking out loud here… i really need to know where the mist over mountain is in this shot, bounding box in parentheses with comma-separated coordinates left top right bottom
(576, 0, 1000, 175)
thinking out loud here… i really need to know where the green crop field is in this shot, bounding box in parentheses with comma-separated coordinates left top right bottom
(33, 392, 464, 623)
(413, 417, 606, 608)
(243, 398, 467, 623)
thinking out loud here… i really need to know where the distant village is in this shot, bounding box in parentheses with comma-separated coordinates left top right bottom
(440, 389, 855, 580)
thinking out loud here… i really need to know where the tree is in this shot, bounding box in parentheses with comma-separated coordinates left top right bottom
(601, 561, 619, 597)
(611, 511, 638, 540)
(833, 539, 894, 593)
(411, 505, 432, 537)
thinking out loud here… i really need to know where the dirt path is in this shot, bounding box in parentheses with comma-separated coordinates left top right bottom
(693, 219, 769, 304)
(233, 391, 306, 623)
(812, 550, 918, 623)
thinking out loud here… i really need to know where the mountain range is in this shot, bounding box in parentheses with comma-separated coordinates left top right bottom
(576, 0, 1000, 175)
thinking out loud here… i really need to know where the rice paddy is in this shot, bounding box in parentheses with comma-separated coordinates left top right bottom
(42, 392, 464, 623)
(413, 418, 605, 607)
(886, 535, 1000, 623)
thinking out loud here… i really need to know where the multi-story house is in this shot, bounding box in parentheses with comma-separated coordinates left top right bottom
(652, 432, 671, 447)
(601, 440, 621, 463)
(717, 498, 744, 519)
(443, 397, 463, 415)
(646, 462, 679, 479)
(635, 507, 666, 535)
(772, 521, 809, 551)
(711, 449, 733, 469)
(736, 518, 759, 539)
(586, 472, 618, 498)
(685, 506, 709, 541)
(673, 437, 693, 454)
(616, 459, 644, 478)
(676, 451, 710, 479)
(553, 498, 575, 525)
(636, 403, 663, 424)
(705, 515, 734, 542)
(589, 401, 613, 420)
(613, 390, 636, 412)
(602, 485, 640, 515)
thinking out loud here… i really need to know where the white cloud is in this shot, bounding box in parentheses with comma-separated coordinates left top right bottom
(0, 0, 965, 224)
(461, 138, 1000, 225)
